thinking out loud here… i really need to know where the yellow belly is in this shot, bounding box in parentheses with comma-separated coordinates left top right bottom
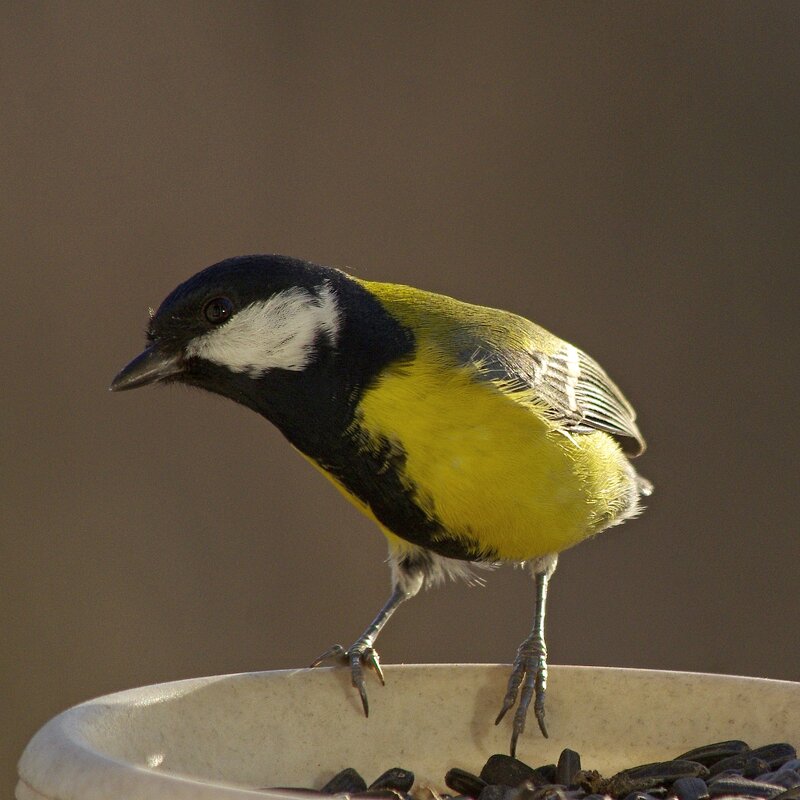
(341, 351, 635, 562)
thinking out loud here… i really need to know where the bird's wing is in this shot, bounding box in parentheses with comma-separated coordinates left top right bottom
(460, 327, 646, 456)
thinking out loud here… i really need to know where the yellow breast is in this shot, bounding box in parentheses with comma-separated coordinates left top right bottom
(349, 346, 633, 562)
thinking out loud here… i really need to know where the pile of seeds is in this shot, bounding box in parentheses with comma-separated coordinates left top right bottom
(264, 740, 800, 800)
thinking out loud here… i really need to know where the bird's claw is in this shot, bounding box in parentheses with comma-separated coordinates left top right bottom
(309, 643, 346, 666)
(495, 638, 549, 756)
(310, 641, 385, 717)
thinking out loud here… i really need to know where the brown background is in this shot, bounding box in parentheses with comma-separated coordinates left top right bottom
(2, 1, 799, 793)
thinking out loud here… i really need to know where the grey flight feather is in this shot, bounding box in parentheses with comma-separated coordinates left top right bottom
(460, 337, 646, 457)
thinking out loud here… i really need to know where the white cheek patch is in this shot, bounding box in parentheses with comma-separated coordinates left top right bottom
(185, 282, 340, 376)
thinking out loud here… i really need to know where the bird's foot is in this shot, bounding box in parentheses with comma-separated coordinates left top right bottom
(495, 635, 549, 756)
(310, 640, 385, 717)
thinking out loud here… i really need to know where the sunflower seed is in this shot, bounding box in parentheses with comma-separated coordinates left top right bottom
(478, 786, 514, 800)
(707, 776, 784, 798)
(535, 766, 558, 785)
(445, 768, 487, 798)
(671, 777, 711, 800)
(624, 793, 663, 800)
(757, 773, 800, 790)
(709, 755, 756, 777)
(744, 760, 774, 779)
(750, 747, 798, 772)
(607, 761, 710, 796)
(677, 743, 751, 768)
(480, 755, 549, 788)
(322, 768, 368, 794)
(556, 750, 582, 787)
(369, 769, 415, 793)
(525, 785, 570, 800)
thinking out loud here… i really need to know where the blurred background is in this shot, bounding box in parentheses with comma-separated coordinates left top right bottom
(3, 1, 799, 792)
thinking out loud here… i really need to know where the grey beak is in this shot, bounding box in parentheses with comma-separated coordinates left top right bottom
(110, 345, 183, 392)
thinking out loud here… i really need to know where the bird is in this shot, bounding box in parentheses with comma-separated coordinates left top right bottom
(111, 253, 651, 755)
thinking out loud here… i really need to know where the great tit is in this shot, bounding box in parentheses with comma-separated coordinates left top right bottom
(111, 253, 651, 755)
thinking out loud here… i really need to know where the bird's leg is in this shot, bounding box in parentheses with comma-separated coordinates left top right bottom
(310, 553, 425, 717)
(496, 553, 558, 756)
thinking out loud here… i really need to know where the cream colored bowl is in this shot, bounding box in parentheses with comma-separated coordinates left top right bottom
(16, 665, 800, 800)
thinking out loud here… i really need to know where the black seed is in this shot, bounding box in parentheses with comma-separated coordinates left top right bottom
(677, 743, 751, 768)
(322, 767, 368, 794)
(480, 755, 549, 788)
(623, 793, 664, 800)
(445, 768, 487, 798)
(606, 761, 709, 796)
(709, 754, 755, 777)
(744, 760, 774, 779)
(779, 762, 800, 774)
(352, 792, 405, 800)
(369, 769, 415, 793)
(515, 782, 540, 800)
(750, 746, 798, 771)
(710, 770, 749, 782)
(535, 766, 558, 785)
(478, 785, 513, 800)
(772, 789, 800, 800)
(671, 777, 710, 800)
(526, 785, 570, 800)
(707, 776, 785, 798)
(556, 750, 582, 787)
(759, 773, 800, 790)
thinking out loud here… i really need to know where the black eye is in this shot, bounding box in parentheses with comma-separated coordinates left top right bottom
(203, 296, 234, 324)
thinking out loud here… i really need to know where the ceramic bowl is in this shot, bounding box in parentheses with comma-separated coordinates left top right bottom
(17, 665, 800, 800)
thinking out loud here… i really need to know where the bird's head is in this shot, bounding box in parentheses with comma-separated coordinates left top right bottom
(111, 254, 348, 402)
(111, 254, 413, 439)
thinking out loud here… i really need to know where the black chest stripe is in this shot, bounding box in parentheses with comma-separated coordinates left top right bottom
(319, 421, 497, 562)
